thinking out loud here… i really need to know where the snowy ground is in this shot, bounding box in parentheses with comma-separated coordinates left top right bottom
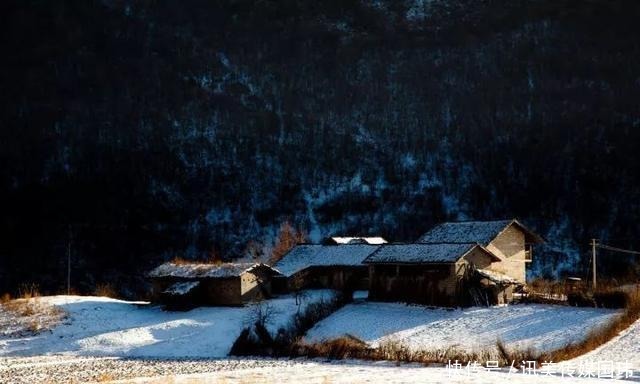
(305, 302, 620, 356)
(0, 290, 335, 358)
(572, 316, 640, 370)
(3, 294, 639, 383)
(121, 362, 636, 384)
(2, 355, 635, 384)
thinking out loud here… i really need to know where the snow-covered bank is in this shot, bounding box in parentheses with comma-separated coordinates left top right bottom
(305, 302, 619, 355)
(0, 291, 336, 358)
(571, 316, 640, 370)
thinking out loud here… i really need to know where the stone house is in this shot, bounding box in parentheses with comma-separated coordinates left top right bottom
(416, 219, 544, 284)
(148, 262, 280, 308)
(364, 243, 504, 306)
(365, 219, 543, 306)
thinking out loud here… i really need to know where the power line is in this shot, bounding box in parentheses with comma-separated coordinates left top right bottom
(590, 240, 640, 290)
(597, 243, 640, 255)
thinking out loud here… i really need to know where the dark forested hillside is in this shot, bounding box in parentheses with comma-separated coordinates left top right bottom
(2, 0, 640, 296)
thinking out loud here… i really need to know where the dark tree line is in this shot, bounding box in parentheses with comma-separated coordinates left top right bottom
(2, 0, 640, 296)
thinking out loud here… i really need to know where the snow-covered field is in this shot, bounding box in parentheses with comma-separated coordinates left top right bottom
(3, 294, 640, 383)
(305, 302, 620, 355)
(572, 316, 640, 370)
(0, 291, 335, 358)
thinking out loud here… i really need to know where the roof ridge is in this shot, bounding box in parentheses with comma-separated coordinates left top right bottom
(409, 241, 478, 245)
(438, 218, 514, 224)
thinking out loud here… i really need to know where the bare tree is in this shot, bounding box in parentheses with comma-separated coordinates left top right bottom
(245, 302, 280, 329)
(269, 221, 307, 264)
(291, 273, 309, 309)
(244, 240, 265, 262)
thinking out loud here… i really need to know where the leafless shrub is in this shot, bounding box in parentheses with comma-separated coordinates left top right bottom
(18, 283, 40, 300)
(231, 294, 347, 356)
(245, 302, 280, 329)
(269, 221, 307, 264)
(94, 283, 118, 298)
(292, 336, 372, 360)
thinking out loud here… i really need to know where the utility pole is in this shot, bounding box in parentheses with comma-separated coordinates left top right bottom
(591, 238, 597, 290)
(67, 226, 72, 295)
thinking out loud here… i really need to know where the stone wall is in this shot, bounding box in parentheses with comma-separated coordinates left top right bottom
(486, 224, 527, 283)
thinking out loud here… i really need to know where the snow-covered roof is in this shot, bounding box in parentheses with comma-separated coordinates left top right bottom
(476, 269, 520, 285)
(417, 219, 543, 245)
(328, 237, 388, 245)
(363, 243, 494, 264)
(274, 244, 381, 276)
(162, 281, 200, 296)
(148, 262, 279, 279)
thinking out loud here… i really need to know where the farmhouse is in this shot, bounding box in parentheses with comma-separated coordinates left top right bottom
(273, 244, 381, 292)
(365, 219, 543, 306)
(146, 219, 542, 308)
(364, 243, 503, 306)
(417, 219, 544, 284)
(148, 262, 280, 308)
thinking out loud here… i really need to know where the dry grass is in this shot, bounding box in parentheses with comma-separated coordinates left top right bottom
(0, 293, 11, 304)
(170, 256, 222, 265)
(95, 373, 116, 382)
(1, 296, 67, 336)
(4, 298, 40, 317)
(291, 336, 520, 366)
(18, 282, 40, 300)
(170, 256, 194, 265)
(94, 283, 118, 298)
(292, 336, 372, 360)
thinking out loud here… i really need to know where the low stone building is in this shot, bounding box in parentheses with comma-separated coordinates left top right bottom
(365, 219, 544, 306)
(417, 219, 544, 284)
(273, 244, 381, 292)
(148, 262, 280, 308)
(364, 243, 510, 306)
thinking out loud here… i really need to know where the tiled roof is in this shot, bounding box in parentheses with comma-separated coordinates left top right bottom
(363, 243, 483, 264)
(162, 281, 200, 295)
(476, 269, 520, 285)
(148, 262, 278, 279)
(417, 219, 543, 245)
(274, 244, 380, 276)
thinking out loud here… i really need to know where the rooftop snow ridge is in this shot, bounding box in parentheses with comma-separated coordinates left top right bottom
(148, 262, 279, 279)
(417, 219, 543, 245)
(274, 244, 380, 276)
(328, 236, 388, 245)
(363, 243, 481, 264)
